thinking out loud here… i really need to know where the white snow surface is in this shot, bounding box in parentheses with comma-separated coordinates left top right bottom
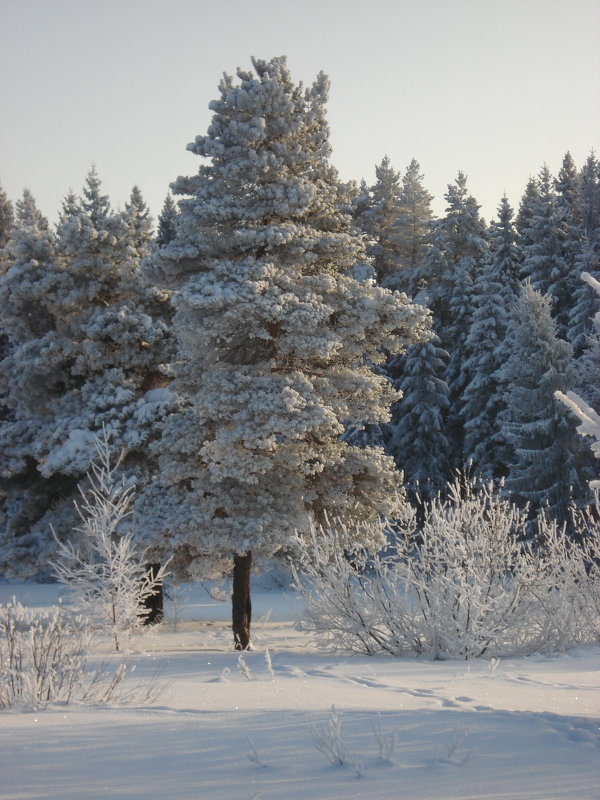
(1, 581, 598, 800)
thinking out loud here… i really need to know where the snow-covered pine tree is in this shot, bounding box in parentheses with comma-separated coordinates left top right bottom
(520, 165, 571, 337)
(385, 330, 450, 499)
(497, 284, 581, 522)
(0, 190, 74, 575)
(0, 183, 15, 416)
(156, 194, 179, 248)
(390, 158, 433, 293)
(354, 156, 403, 285)
(143, 56, 431, 649)
(516, 176, 541, 251)
(124, 185, 153, 259)
(0, 183, 14, 249)
(557, 271, 600, 489)
(414, 172, 488, 467)
(0, 173, 173, 576)
(568, 152, 600, 357)
(42, 169, 173, 476)
(349, 159, 433, 447)
(555, 152, 582, 268)
(461, 196, 521, 477)
(350, 178, 372, 232)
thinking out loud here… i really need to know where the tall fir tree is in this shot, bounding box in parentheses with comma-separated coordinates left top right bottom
(45, 169, 173, 474)
(0, 173, 173, 576)
(0, 190, 72, 575)
(0, 183, 15, 404)
(555, 152, 582, 267)
(520, 165, 571, 337)
(0, 183, 14, 249)
(497, 284, 581, 522)
(81, 164, 110, 227)
(140, 57, 431, 648)
(385, 331, 450, 499)
(568, 152, 600, 357)
(156, 194, 179, 248)
(124, 185, 153, 258)
(350, 178, 372, 232)
(413, 172, 487, 326)
(461, 196, 521, 477)
(516, 176, 541, 251)
(390, 158, 432, 293)
(355, 156, 403, 284)
(414, 172, 488, 467)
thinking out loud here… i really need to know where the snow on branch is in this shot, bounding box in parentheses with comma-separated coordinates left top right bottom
(51, 429, 170, 651)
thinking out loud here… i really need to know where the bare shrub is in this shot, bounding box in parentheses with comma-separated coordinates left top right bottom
(294, 476, 599, 659)
(0, 599, 162, 709)
(52, 430, 169, 651)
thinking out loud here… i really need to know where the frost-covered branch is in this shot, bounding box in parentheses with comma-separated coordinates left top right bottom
(52, 430, 169, 651)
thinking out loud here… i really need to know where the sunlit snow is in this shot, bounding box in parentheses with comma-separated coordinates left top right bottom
(1, 581, 598, 800)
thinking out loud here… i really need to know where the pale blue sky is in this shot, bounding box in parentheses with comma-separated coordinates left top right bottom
(1, 0, 598, 224)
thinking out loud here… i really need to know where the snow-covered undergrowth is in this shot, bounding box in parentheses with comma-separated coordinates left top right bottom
(0, 599, 161, 709)
(294, 478, 600, 659)
(0, 581, 598, 800)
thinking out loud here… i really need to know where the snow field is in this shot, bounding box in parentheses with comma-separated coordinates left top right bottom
(0, 582, 598, 800)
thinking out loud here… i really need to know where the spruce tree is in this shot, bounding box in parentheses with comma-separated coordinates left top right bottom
(355, 156, 403, 284)
(555, 152, 581, 255)
(0, 190, 72, 575)
(45, 169, 172, 474)
(0, 174, 172, 576)
(516, 176, 541, 251)
(414, 172, 487, 329)
(0, 183, 14, 249)
(391, 158, 433, 292)
(415, 172, 488, 467)
(385, 331, 450, 499)
(461, 196, 521, 477)
(497, 284, 580, 521)
(81, 164, 110, 227)
(142, 57, 431, 649)
(156, 194, 179, 248)
(0, 183, 15, 416)
(124, 185, 153, 258)
(568, 152, 600, 356)
(520, 165, 570, 336)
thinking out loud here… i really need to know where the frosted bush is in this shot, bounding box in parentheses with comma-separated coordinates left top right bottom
(0, 600, 160, 709)
(52, 431, 169, 651)
(0, 599, 90, 709)
(294, 476, 599, 659)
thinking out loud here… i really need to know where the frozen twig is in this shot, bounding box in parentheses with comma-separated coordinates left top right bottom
(237, 653, 253, 680)
(264, 648, 275, 680)
(434, 726, 472, 766)
(371, 712, 400, 762)
(309, 706, 363, 777)
(246, 737, 267, 768)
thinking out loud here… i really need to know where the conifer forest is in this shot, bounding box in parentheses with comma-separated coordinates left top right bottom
(1, 56, 599, 630)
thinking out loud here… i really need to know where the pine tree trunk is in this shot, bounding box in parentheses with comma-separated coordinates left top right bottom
(142, 563, 164, 625)
(232, 551, 252, 650)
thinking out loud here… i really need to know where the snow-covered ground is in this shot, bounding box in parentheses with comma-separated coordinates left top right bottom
(1, 581, 598, 800)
